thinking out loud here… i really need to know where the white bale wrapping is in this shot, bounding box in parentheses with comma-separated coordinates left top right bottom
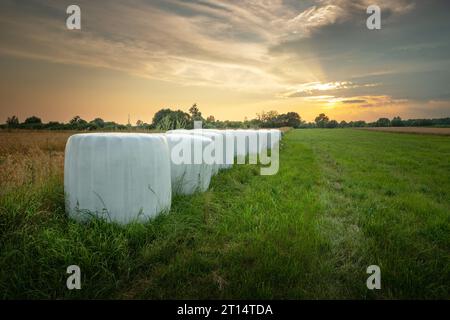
(246, 129, 259, 156)
(257, 129, 270, 155)
(233, 130, 258, 164)
(191, 130, 223, 174)
(166, 129, 192, 135)
(269, 129, 281, 149)
(203, 129, 234, 169)
(167, 130, 220, 175)
(165, 134, 213, 195)
(233, 130, 248, 163)
(64, 133, 171, 224)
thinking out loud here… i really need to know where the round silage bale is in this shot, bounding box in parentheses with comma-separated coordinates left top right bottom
(165, 133, 214, 195)
(166, 129, 191, 134)
(233, 129, 248, 162)
(191, 129, 223, 174)
(202, 129, 234, 169)
(64, 133, 171, 224)
(167, 130, 221, 175)
(257, 129, 270, 155)
(269, 129, 282, 149)
(246, 129, 259, 156)
(233, 129, 258, 163)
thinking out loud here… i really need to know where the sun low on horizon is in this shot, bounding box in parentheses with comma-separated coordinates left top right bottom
(0, 0, 449, 124)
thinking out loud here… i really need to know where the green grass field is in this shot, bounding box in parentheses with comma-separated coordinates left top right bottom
(1, 129, 449, 299)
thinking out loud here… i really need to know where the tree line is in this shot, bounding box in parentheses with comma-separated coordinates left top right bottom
(2, 104, 450, 130)
(308, 114, 450, 128)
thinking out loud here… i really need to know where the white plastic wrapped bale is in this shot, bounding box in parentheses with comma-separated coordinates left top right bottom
(233, 130, 248, 164)
(165, 133, 213, 195)
(64, 133, 171, 224)
(203, 129, 234, 169)
(233, 130, 258, 164)
(257, 129, 270, 155)
(246, 130, 259, 164)
(166, 129, 192, 134)
(167, 130, 220, 175)
(191, 130, 223, 174)
(224, 129, 237, 166)
(269, 129, 282, 149)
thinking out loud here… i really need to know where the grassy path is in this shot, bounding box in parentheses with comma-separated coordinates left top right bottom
(1, 129, 449, 299)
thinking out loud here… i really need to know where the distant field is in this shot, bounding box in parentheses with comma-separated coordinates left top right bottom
(0, 129, 449, 299)
(358, 127, 450, 135)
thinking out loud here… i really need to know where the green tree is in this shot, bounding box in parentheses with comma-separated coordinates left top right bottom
(152, 108, 190, 130)
(376, 118, 391, 127)
(353, 120, 366, 127)
(284, 112, 302, 128)
(391, 116, 403, 127)
(90, 118, 105, 128)
(257, 110, 279, 128)
(24, 116, 42, 125)
(45, 121, 64, 130)
(69, 116, 88, 129)
(188, 103, 203, 122)
(23, 116, 43, 129)
(156, 115, 172, 131)
(6, 115, 19, 128)
(315, 113, 329, 128)
(326, 120, 339, 128)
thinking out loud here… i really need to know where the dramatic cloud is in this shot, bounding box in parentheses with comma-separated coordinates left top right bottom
(0, 0, 449, 121)
(0, 0, 417, 93)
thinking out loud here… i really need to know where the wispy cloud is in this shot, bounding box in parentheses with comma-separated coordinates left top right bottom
(280, 81, 379, 98)
(0, 0, 415, 95)
(330, 95, 408, 108)
(341, 99, 367, 104)
(282, 5, 347, 39)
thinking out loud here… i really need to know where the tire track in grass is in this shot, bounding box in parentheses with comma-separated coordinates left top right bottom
(299, 129, 450, 299)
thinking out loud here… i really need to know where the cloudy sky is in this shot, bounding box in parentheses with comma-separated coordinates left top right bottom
(0, 0, 449, 123)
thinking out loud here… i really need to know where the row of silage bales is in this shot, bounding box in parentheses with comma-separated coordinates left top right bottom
(272, 129, 282, 149)
(233, 129, 266, 164)
(64, 133, 172, 224)
(256, 129, 270, 157)
(232, 129, 248, 163)
(245, 130, 259, 164)
(192, 129, 223, 174)
(232, 128, 281, 163)
(167, 128, 280, 167)
(264, 128, 281, 150)
(64, 129, 283, 224)
(165, 133, 213, 195)
(167, 129, 225, 174)
(203, 129, 234, 169)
